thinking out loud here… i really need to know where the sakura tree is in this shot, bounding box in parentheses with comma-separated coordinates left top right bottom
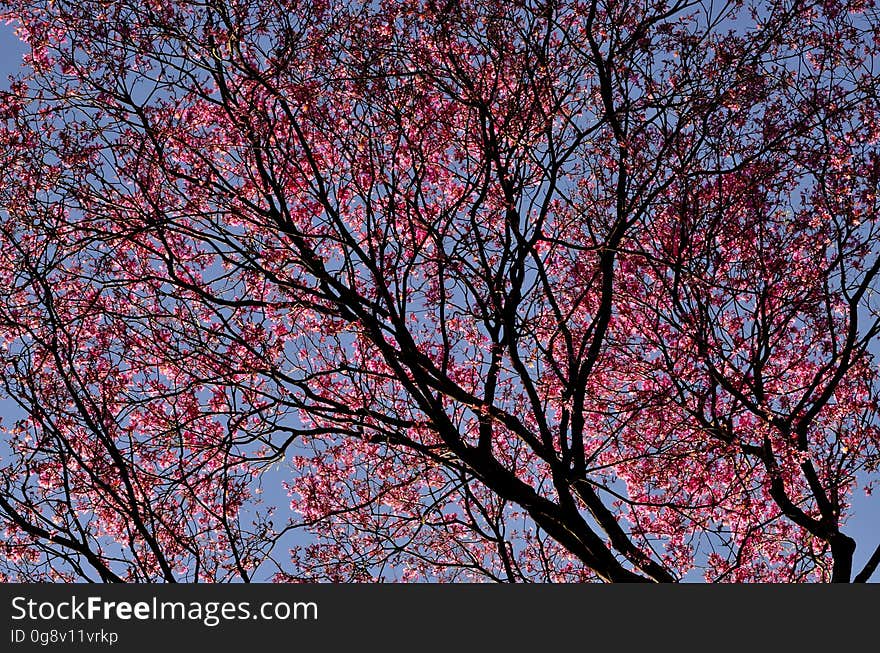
(0, 0, 879, 582)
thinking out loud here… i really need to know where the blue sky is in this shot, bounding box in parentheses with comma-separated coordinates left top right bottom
(0, 20, 877, 582)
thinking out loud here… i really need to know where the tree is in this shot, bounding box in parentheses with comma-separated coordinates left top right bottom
(0, 0, 878, 582)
